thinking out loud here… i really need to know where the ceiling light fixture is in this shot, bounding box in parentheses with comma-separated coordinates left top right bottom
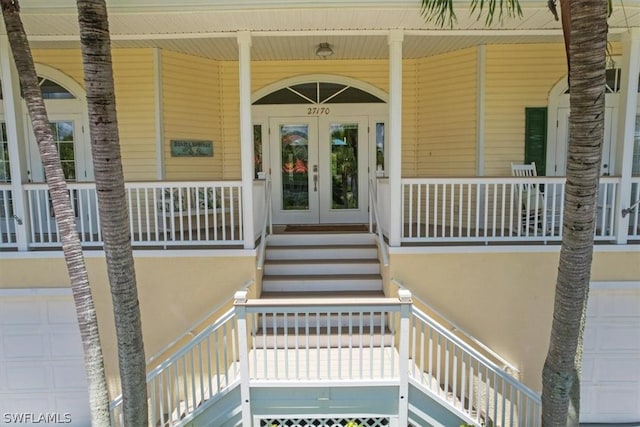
(315, 42, 334, 58)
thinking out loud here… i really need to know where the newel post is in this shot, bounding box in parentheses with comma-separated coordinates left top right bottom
(234, 290, 252, 425)
(398, 289, 412, 426)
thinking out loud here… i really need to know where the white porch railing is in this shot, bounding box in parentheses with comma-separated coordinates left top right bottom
(401, 177, 619, 244)
(110, 307, 240, 427)
(22, 181, 244, 248)
(408, 306, 541, 427)
(238, 296, 404, 384)
(256, 179, 272, 270)
(110, 291, 541, 427)
(369, 178, 389, 266)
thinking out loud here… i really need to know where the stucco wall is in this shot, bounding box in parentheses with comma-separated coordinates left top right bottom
(0, 253, 256, 397)
(389, 248, 640, 392)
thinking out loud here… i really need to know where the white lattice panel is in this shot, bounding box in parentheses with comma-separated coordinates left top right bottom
(258, 417, 390, 427)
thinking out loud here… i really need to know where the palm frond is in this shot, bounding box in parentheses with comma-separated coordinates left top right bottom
(470, 0, 523, 25)
(420, 0, 457, 29)
(421, 0, 522, 28)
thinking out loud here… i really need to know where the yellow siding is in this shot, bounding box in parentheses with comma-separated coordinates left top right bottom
(251, 59, 390, 93)
(33, 48, 157, 180)
(162, 51, 223, 180)
(220, 61, 240, 179)
(415, 48, 477, 177)
(403, 59, 419, 177)
(32, 49, 85, 87)
(112, 49, 157, 180)
(484, 44, 566, 176)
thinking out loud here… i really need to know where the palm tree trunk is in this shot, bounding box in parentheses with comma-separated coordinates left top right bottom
(0, 1, 111, 425)
(75, 1, 148, 424)
(542, 0, 608, 425)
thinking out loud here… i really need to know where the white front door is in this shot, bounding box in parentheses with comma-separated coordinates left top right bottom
(270, 116, 369, 224)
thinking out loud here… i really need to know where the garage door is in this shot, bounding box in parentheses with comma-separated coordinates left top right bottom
(580, 283, 640, 423)
(0, 290, 90, 425)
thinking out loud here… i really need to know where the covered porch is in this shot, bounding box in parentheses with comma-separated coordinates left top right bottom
(0, 2, 639, 251)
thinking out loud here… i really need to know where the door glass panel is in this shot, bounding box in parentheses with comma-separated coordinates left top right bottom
(281, 124, 309, 210)
(633, 115, 640, 176)
(330, 123, 358, 210)
(51, 121, 76, 181)
(376, 122, 385, 173)
(253, 124, 263, 179)
(0, 123, 10, 182)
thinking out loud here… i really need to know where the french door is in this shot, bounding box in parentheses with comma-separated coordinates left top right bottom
(26, 114, 98, 237)
(270, 116, 369, 224)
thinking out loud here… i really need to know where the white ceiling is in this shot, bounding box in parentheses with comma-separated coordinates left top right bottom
(11, 1, 640, 60)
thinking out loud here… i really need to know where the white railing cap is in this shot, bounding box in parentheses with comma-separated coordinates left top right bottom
(234, 290, 248, 304)
(398, 289, 412, 303)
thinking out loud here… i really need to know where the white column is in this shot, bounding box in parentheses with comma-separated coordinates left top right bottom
(388, 30, 403, 247)
(238, 31, 255, 249)
(153, 48, 165, 180)
(0, 36, 29, 250)
(614, 28, 640, 244)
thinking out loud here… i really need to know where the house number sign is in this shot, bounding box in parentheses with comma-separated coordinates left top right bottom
(307, 107, 331, 115)
(170, 140, 214, 157)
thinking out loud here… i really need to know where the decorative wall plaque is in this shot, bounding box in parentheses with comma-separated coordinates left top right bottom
(170, 140, 213, 157)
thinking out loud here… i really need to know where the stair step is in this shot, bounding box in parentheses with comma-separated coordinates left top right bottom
(268, 232, 376, 246)
(264, 258, 380, 275)
(262, 274, 383, 293)
(260, 290, 386, 299)
(266, 244, 378, 260)
(252, 326, 394, 349)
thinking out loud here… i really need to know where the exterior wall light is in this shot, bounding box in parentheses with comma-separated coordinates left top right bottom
(315, 43, 334, 58)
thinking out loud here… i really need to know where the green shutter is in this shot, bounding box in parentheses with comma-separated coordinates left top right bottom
(524, 107, 547, 176)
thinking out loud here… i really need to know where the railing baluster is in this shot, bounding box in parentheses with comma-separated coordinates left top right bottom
(416, 184, 422, 238)
(408, 183, 414, 238)
(283, 312, 289, 379)
(295, 312, 300, 380)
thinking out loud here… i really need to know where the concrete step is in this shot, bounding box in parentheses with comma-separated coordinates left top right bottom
(263, 258, 380, 276)
(252, 326, 394, 349)
(265, 244, 378, 261)
(261, 274, 383, 293)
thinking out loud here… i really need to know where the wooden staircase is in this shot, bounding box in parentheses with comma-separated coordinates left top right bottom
(258, 231, 388, 349)
(261, 232, 383, 296)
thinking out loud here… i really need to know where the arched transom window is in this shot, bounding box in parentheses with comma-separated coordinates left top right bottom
(253, 82, 385, 105)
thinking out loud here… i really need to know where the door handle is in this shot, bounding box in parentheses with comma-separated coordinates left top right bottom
(313, 164, 318, 192)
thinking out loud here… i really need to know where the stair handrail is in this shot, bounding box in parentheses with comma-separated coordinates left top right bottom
(411, 304, 539, 399)
(145, 279, 253, 365)
(257, 178, 272, 270)
(392, 279, 520, 375)
(369, 178, 389, 266)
